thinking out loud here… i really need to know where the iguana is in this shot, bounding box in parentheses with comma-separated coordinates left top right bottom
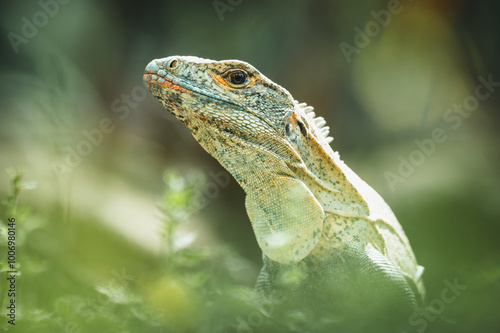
(143, 56, 426, 325)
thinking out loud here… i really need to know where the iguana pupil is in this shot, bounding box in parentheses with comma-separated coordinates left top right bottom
(229, 71, 247, 85)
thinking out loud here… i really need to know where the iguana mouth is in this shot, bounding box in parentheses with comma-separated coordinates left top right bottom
(143, 72, 193, 94)
(144, 71, 240, 108)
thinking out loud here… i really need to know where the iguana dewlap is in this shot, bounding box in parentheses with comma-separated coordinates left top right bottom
(143, 56, 425, 316)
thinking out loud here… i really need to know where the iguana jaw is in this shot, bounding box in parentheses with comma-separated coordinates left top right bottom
(144, 66, 240, 108)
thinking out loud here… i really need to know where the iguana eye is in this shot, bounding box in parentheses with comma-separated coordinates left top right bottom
(228, 71, 248, 85)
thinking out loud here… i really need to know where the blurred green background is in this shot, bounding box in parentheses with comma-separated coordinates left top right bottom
(0, 0, 499, 332)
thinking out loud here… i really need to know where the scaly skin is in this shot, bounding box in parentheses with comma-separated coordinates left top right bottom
(143, 56, 425, 320)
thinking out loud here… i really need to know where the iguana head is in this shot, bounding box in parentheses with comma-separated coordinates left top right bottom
(144, 56, 362, 264)
(144, 56, 290, 130)
(143, 56, 333, 162)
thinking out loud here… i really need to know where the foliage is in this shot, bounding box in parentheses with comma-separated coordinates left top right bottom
(0, 167, 283, 333)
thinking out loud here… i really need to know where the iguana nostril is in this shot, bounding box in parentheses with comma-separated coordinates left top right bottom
(167, 58, 179, 70)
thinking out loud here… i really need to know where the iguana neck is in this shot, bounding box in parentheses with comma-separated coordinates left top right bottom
(283, 106, 371, 218)
(192, 103, 369, 220)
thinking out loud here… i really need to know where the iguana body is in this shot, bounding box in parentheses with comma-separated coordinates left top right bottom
(143, 56, 425, 322)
